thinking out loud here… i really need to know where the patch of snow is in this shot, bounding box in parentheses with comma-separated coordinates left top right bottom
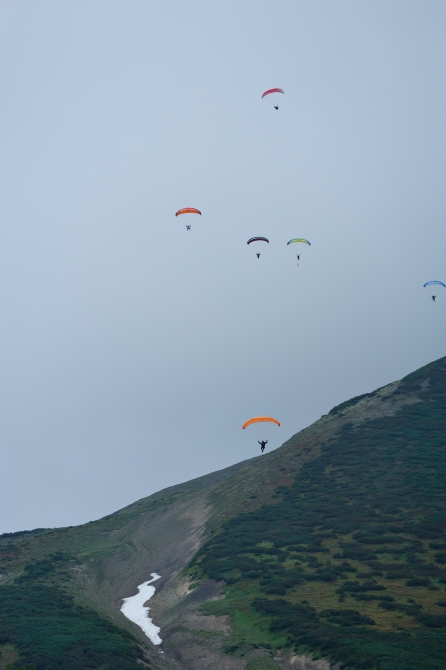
(121, 573, 162, 645)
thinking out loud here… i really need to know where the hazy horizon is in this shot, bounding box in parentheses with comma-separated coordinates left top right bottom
(1, 1, 445, 533)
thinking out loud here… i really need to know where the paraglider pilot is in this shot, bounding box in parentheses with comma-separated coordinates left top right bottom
(258, 440, 268, 453)
(186, 225, 191, 231)
(256, 253, 261, 258)
(432, 295, 436, 301)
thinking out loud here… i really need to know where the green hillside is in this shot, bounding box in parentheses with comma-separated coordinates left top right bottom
(190, 357, 446, 669)
(1, 356, 445, 670)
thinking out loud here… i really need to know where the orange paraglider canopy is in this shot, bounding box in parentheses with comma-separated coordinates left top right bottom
(175, 208, 201, 216)
(242, 416, 280, 430)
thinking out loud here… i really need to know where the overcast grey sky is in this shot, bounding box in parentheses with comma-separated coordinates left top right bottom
(1, 1, 445, 533)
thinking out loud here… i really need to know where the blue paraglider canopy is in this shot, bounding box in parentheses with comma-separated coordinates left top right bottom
(423, 281, 446, 288)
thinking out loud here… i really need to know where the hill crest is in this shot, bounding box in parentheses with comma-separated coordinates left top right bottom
(1, 356, 445, 670)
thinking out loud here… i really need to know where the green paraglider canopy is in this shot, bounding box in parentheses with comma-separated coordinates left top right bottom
(287, 238, 311, 246)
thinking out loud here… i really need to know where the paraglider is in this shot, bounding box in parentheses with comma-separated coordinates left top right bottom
(262, 88, 284, 110)
(175, 208, 201, 230)
(243, 417, 280, 454)
(247, 237, 269, 258)
(423, 281, 445, 303)
(287, 239, 311, 265)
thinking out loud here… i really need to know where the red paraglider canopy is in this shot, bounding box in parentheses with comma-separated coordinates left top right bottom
(261, 88, 284, 99)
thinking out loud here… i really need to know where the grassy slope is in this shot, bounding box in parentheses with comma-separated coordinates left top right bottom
(1, 357, 445, 669)
(0, 460, 254, 670)
(190, 357, 446, 669)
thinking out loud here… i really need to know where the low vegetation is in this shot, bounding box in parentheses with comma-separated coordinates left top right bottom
(191, 357, 446, 669)
(0, 558, 146, 670)
(2, 357, 445, 669)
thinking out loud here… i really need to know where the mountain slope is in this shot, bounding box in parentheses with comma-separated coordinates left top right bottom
(1, 357, 445, 670)
(188, 357, 446, 669)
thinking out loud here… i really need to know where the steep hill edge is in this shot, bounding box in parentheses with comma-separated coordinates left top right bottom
(173, 356, 446, 670)
(1, 356, 445, 670)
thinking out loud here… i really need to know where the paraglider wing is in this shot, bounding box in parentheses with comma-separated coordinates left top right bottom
(247, 237, 269, 245)
(423, 281, 446, 288)
(175, 208, 202, 217)
(287, 238, 311, 246)
(242, 416, 280, 430)
(262, 88, 284, 99)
